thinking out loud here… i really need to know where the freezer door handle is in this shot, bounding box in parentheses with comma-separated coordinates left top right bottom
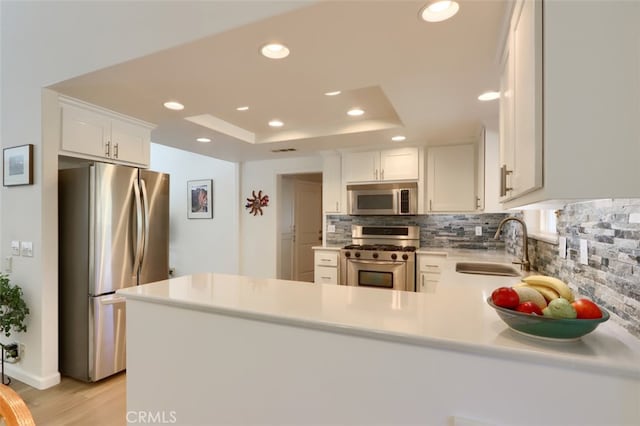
(99, 296, 127, 306)
(132, 180, 144, 276)
(140, 179, 150, 266)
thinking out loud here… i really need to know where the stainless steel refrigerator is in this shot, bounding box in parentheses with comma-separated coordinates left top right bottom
(59, 162, 169, 382)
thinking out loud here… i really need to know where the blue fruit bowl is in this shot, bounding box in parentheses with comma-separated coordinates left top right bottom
(487, 298, 610, 341)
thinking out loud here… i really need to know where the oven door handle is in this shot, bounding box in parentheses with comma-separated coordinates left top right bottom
(347, 259, 404, 266)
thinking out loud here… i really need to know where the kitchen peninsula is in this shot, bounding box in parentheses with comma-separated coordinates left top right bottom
(118, 255, 640, 426)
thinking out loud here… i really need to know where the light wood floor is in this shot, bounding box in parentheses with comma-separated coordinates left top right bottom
(10, 373, 126, 426)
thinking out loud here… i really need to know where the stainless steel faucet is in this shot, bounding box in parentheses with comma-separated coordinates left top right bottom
(494, 217, 531, 271)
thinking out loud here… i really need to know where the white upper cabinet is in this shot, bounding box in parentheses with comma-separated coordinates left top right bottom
(342, 147, 419, 183)
(499, 0, 543, 202)
(427, 143, 478, 212)
(322, 154, 343, 213)
(499, 1, 640, 208)
(60, 96, 153, 167)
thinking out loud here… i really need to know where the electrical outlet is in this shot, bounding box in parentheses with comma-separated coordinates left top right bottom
(327, 224, 336, 233)
(579, 239, 588, 265)
(475, 226, 482, 236)
(4, 256, 11, 273)
(3, 343, 19, 363)
(11, 241, 20, 256)
(20, 241, 33, 257)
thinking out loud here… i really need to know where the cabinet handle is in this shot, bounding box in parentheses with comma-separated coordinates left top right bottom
(476, 197, 481, 209)
(421, 275, 424, 288)
(335, 201, 339, 211)
(429, 200, 432, 211)
(321, 276, 332, 280)
(320, 259, 332, 262)
(114, 143, 119, 159)
(500, 165, 513, 197)
(105, 141, 111, 157)
(375, 169, 378, 180)
(381, 169, 384, 180)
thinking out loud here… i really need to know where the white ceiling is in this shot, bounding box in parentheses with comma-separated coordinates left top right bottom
(50, 0, 508, 163)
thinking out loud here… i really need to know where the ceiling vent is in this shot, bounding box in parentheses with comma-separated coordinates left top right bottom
(271, 148, 297, 153)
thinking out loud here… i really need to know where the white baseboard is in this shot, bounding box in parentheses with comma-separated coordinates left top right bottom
(4, 364, 61, 390)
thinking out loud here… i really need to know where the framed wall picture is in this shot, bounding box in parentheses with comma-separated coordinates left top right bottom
(187, 179, 213, 219)
(3, 144, 34, 187)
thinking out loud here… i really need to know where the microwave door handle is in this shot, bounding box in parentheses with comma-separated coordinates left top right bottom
(396, 191, 401, 213)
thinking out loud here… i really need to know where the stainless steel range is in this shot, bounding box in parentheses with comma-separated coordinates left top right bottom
(340, 225, 419, 292)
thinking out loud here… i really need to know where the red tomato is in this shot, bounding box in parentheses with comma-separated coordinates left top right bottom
(491, 287, 519, 309)
(572, 299, 603, 319)
(516, 301, 543, 315)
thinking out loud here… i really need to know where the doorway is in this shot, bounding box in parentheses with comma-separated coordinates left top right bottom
(278, 173, 322, 282)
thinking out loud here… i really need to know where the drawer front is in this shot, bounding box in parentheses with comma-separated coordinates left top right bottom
(418, 255, 446, 272)
(315, 251, 339, 267)
(314, 266, 338, 285)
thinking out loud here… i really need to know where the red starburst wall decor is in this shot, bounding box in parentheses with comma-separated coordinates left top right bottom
(245, 190, 269, 216)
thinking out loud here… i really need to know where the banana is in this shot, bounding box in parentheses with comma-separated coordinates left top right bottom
(512, 286, 547, 309)
(522, 275, 574, 302)
(515, 282, 560, 302)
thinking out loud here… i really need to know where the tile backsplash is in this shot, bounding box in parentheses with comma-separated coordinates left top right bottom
(506, 199, 640, 339)
(326, 213, 510, 249)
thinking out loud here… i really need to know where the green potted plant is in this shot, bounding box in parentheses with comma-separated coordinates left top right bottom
(0, 273, 29, 338)
(0, 273, 29, 385)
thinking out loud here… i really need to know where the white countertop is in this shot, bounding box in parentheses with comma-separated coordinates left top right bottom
(118, 252, 640, 379)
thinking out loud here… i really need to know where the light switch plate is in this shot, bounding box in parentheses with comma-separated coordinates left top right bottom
(11, 241, 20, 256)
(558, 236, 567, 259)
(20, 241, 33, 257)
(579, 239, 588, 265)
(475, 226, 482, 236)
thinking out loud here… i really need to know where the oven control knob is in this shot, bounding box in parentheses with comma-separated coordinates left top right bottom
(402, 254, 409, 260)
(355, 252, 361, 258)
(345, 251, 351, 257)
(373, 253, 379, 259)
(391, 253, 397, 260)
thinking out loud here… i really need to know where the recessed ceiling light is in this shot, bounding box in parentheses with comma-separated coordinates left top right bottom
(347, 108, 365, 117)
(261, 43, 290, 59)
(196, 137, 211, 143)
(419, 1, 460, 22)
(236, 106, 249, 111)
(163, 101, 184, 111)
(268, 119, 284, 127)
(478, 91, 500, 101)
(324, 91, 342, 96)
(391, 135, 407, 142)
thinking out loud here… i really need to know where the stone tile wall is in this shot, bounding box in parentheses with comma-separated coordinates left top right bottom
(506, 199, 640, 339)
(326, 213, 510, 249)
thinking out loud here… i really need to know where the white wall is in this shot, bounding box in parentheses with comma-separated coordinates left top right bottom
(0, 0, 312, 389)
(240, 156, 323, 278)
(150, 144, 240, 276)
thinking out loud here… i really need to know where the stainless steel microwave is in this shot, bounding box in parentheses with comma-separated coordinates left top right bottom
(347, 182, 418, 215)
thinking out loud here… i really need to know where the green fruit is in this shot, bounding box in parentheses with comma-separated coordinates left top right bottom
(542, 307, 553, 317)
(547, 297, 577, 319)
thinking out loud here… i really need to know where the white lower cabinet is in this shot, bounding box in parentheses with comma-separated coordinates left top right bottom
(313, 249, 340, 285)
(417, 253, 447, 293)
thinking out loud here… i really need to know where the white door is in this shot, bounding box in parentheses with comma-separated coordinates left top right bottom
(293, 181, 322, 282)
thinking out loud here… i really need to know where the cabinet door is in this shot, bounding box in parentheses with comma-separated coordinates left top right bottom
(380, 147, 419, 181)
(322, 154, 342, 213)
(476, 128, 485, 211)
(314, 266, 338, 285)
(61, 103, 110, 159)
(342, 151, 378, 182)
(427, 144, 476, 212)
(511, 0, 543, 197)
(418, 272, 439, 293)
(499, 32, 515, 200)
(110, 118, 150, 166)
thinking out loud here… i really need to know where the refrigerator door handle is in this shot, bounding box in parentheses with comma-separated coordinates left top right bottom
(140, 179, 150, 266)
(132, 180, 144, 276)
(99, 295, 127, 305)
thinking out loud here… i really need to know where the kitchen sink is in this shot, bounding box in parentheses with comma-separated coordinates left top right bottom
(455, 262, 521, 277)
